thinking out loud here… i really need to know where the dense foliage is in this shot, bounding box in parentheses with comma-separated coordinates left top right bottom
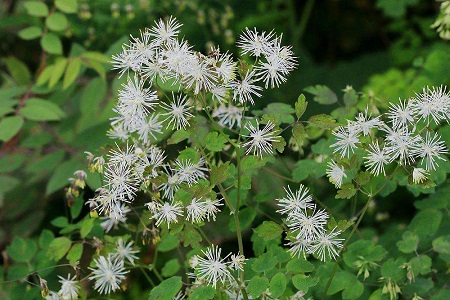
(1, 0, 450, 299)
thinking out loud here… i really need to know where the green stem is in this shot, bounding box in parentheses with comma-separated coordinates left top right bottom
(294, 0, 316, 43)
(321, 196, 373, 299)
(139, 267, 156, 287)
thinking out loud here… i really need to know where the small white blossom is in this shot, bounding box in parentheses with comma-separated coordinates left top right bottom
(387, 99, 415, 130)
(288, 209, 329, 241)
(57, 274, 80, 300)
(229, 253, 246, 271)
(415, 131, 447, 171)
(160, 93, 193, 130)
(148, 16, 182, 46)
(354, 107, 383, 135)
(229, 70, 262, 105)
(237, 27, 275, 57)
(113, 239, 139, 266)
(311, 227, 344, 262)
(212, 103, 244, 129)
(89, 255, 128, 295)
(174, 157, 209, 186)
(412, 167, 429, 184)
(146, 201, 184, 228)
(331, 124, 360, 158)
(194, 245, 234, 288)
(276, 185, 315, 216)
(242, 120, 280, 158)
(364, 141, 390, 176)
(100, 204, 131, 232)
(326, 160, 347, 188)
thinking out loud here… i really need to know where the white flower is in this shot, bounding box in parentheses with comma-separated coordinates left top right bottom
(103, 161, 139, 202)
(276, 185, 315, 216)
(134, 145, 166, 180)
(412, 167, 429, 184)
(183, 57, 217, 95)
(186, 198, 207, 223)
(229, 253, 246, 271)
(210, 85, 228, 103)
(364, 141, 390, 176)
(113, 239, 139, 266)
(212, 103, 244, 129)
(354, 107, 383, 135)
(242, 120, 280, 158)
(229, 70, 263, 105)
(331, 124, 360, 158)
(387, 99, 415, 130)
(136, 114, 163, 144)
(287, 236, 314, 259)
(148, 16, 182, 46)
(415, 131, 447, 171)
(116, 76, 158, 125)
(174, 157, 209, 186)
(311, 227, 344, 262)
(214, 51, 236, 83)
(411, 86, 450, 125)
(146, 201, 184, 228)
(157, 165, 180, 201)
(57, 274, 80, 300)
(194, 245, 234, 288)
(100, 204, 131, 232)
(326, 160, 347, 188)
(203, 198, 223, 222)
(237, 27, 275, 57)
(288, 208, 328, 241)
(111, 47, 141, 77)
(107, 122, 130, 141)
(160, 93, 193, 130)
(89, 255, 128, 295)
(384, 126, 420, 166)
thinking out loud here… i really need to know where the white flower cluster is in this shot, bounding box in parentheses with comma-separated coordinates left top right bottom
(45, 274, 80, 300)
(189, 245, 245, 288)
(328, 86, 449, 188)
(277, 185, 344, 261)
(88, 239, 138, 295)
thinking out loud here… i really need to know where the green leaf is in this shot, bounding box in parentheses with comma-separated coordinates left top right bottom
(189, 286, 216, 300)
(229, 207, 256, 232)
(0, 153, 26, 172)
(410, 255, 431, 276)
(51, 216, 68, 228)
(55, 0, 78, 13)
(45, 12, 68, 31)
(2, 57, 31, 85)
(205, 132, 228, 152)
(381, 258, 406, 281)
(25, 150, 65, 174)
(0, 116, 24, 142)
(343, 240, 387, 269)
(292, 274, 319, 293)
(253, 221, 283, 241)
(38, 229, 55, 249)
(66, 243, 83, 264)
(167, 129, 189, 145)
(273, 136, 286, 153)
(308, 114, 337, 129)
(269, 272, 286, 298)
(432, 235, 450, 255)
(83, 59, 105, 80)
(286, 258, 315, 273)
(182, 224, 202, 248)
(264, 102, 295, 124)
(37, 65, 54, 85)
(336, 183, 356, 199)
(161, 259, 180, 277)
(62, 57, 81, 89)
(247, 276, 269, 298)
(21, 98, 65, 121)
(396, 231, 419, 254)
(311, 138, 334, 155)
(376, 0, 418, 18)
(157, 234, 179, 252)
(292, 123, 307, 146)
(304, 85, 338, 105)
(148, 276, 182, 300)
(80, 51, 110, 63)
(18, 26, 42, 40)
(0, 176, 19, 197)
(70, 197, 84, 219)
(210, 162, 231, 186)
(49, 58, 67, 88)
(6, 237, 38, 263)
(295, 94, 308, 118)
(46, 159, 84, 195)
(251, 252, 278, 273)
(47, 237, 72, 261)
(408, 208, 442, 239)
(80, 218, 95, 238)
(40, 33, 62, 55)
(343, 87, 358, 106)
(24, 1, 49, 17)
